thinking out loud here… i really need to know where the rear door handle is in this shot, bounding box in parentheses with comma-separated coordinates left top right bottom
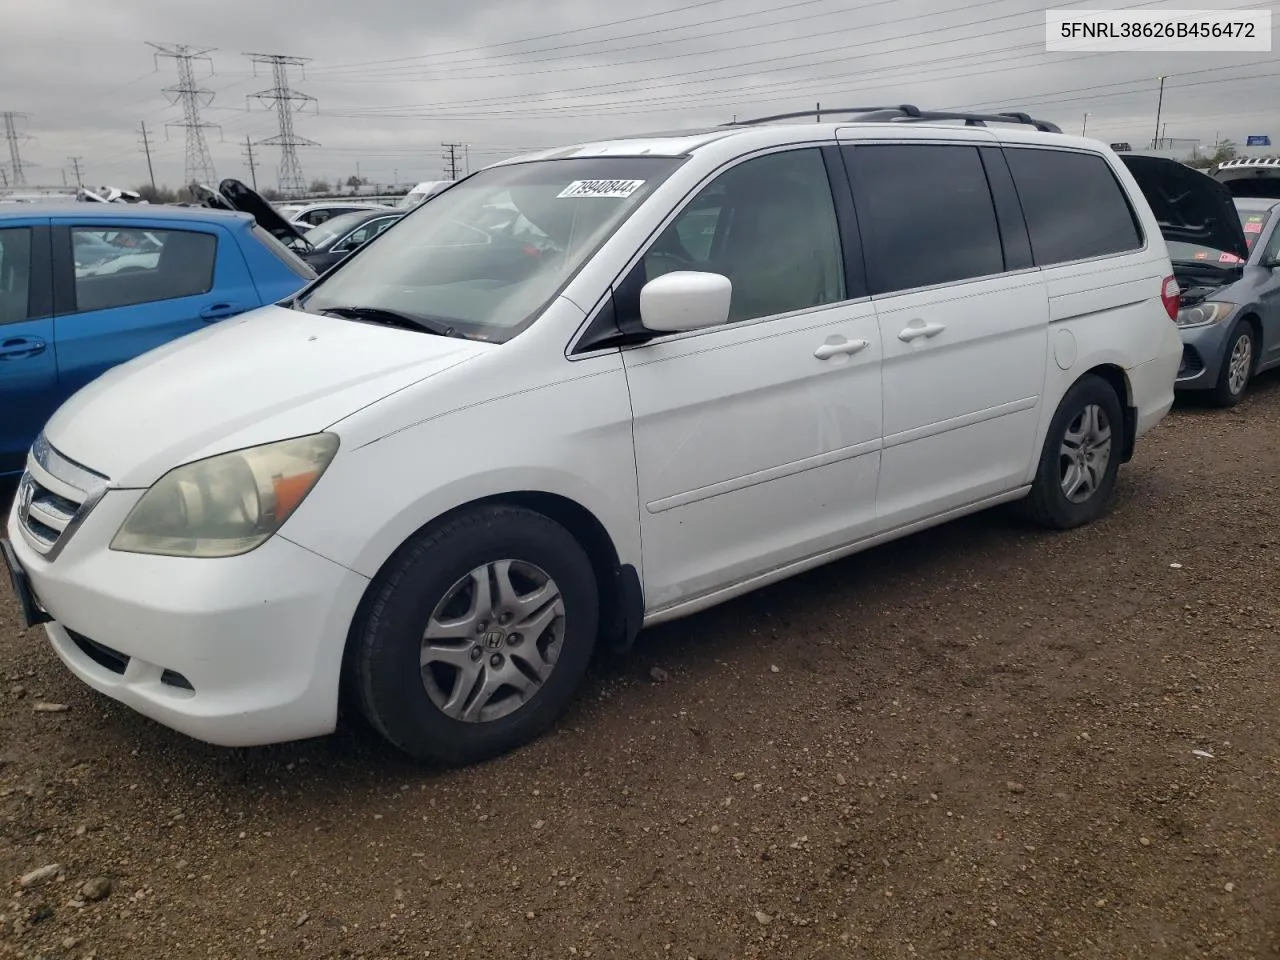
(199, 303, 246, 322)
(814, 338, 869, 360)
(0, 336, 47, 360)
(898, 320, 946, 342)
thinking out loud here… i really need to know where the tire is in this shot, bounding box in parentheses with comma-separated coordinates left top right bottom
(352, 505, 599, 766)
(1026, 374, 1124, 530)
(1210, 321, 1255, 407)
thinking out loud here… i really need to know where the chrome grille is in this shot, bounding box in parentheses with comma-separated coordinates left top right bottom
(15, 433, 110, 560)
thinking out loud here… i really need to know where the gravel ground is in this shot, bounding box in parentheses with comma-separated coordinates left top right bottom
(2, 382, 1280, 960)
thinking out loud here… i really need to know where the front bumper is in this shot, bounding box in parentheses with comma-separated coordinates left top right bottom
(6, 488, 370, 747)
(1175, 321, 1234, 391)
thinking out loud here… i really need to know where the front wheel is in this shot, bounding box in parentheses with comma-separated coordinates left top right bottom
(1210, 322, 1255, 407)
(1026, 374, 1124, 530)
(351, 505, 599, 766)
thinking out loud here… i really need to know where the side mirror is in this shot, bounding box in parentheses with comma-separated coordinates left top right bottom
(639, 270, 732, 333)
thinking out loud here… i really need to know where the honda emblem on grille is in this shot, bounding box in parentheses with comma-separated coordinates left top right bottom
(16, 474, 34, 522)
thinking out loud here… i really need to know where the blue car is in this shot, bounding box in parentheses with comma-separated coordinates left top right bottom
(0, 204, 316, 475)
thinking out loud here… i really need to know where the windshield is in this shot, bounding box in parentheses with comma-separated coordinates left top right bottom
(1167, 207, 1269, 265)
(301, 157, 682, 341)
(303, 210, 380, 249)
(1240, 208, 1273, 253)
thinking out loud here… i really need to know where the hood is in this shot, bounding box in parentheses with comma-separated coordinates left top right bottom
(195, 179, 313, 251)
(43, 305, 492, 487)
(1120, 155, 1251, 263)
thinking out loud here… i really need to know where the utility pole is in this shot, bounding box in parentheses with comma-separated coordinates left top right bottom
(2, 111, 31, 187)
(442, 142, 462, 180)
(816, 102, 822, 123)
(138, 121, 156, 192)
(464, 144, 470, 175)
(1151, 75, 1166, 150)
(244, 52, 318, 199)
(1082, 112, 1090, 137)
(148, 42, 220, 187)
(242, 135, 259, 190)
(68, 156, 84, 188)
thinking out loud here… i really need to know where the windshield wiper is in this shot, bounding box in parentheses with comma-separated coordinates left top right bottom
(318, 305, 462, 338)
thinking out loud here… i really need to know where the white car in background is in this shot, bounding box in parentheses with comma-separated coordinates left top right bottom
(5, 106, 1187, 768)
(275, 201, 394, 228)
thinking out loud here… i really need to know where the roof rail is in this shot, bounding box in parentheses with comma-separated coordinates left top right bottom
(724, 104, 1063, 134)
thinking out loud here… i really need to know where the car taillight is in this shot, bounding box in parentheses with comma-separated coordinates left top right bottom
(1161, 275, 1180, 321)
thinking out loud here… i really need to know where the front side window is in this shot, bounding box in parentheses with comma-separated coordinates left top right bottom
(1005, 147, 1143, 266)
(0, 227, 32, 324)
(301, 157, 682, 342)
(846, 144, 1004, 295)
(71, 227, 217, 313)
(630, 147, 846, 325)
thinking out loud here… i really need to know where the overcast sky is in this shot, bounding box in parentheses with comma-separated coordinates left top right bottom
(1, 0, 1276, 192)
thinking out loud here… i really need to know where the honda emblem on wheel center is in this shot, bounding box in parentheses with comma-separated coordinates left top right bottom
(485, 630, 505, 648)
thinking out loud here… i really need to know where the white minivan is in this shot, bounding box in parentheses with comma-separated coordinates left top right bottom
(4, 107, 1185, 765)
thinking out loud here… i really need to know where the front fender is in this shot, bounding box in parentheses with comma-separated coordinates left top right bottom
(281, 358, 641, 584)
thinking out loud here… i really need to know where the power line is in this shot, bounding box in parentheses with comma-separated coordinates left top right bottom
(311, 0, 733, 73)
(244, 52, 318, 199)
(341, 0, 1119, 114)
(148, 42, 220, 186)
(138, 121, 156, 191)
(314, 0, 874, 80)
(2, 111, 31, 187)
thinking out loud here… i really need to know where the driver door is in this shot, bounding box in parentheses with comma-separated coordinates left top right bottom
(619, 147, 885, 612)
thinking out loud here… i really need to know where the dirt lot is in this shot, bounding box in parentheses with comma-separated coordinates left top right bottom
(2, 383, 1280, 960)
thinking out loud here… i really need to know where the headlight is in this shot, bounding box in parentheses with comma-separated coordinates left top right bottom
(111, 433, 339, 558)
(1176, 301, 1235, 329)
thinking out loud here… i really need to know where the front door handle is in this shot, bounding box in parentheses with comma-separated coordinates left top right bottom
(0, 336, 47, 360)
(814, 338, 869, 360)
(199, 303, 245, 322)
(898, 320, 946, 342)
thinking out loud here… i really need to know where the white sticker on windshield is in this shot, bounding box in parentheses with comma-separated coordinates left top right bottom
(557, 179, 646, 199)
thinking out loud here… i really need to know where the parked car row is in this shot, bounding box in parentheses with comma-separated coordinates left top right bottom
(2, 107, 1277, 768)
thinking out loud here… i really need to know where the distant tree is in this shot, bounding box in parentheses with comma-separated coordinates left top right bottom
(262, 187, 284, 202)
(309, 179, 331, 194)
(1187, 138, 1237, 170)
(345, 174, 365, 194)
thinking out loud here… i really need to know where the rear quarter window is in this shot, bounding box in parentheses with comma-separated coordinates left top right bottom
(1004, 148, 1143, 266)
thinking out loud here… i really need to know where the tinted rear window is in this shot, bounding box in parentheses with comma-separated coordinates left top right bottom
(844, 144, 1003, 294)
(1005, 148, 1142, 265)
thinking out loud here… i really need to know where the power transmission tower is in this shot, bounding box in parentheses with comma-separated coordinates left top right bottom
(2, 111, 32, 187)
(243, 135, 259, 191)
(138, 121, 156, 191)
(244, 52, 318, 198)
(68, 156, 84, 188)
(148, 42, 220, 187)
(442, 142, 463, 180)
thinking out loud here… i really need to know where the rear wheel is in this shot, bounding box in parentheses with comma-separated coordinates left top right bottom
(1210, 322, 1255, 407)
(352, 505, 599, 766)
(1026, 374, 1124, 530)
